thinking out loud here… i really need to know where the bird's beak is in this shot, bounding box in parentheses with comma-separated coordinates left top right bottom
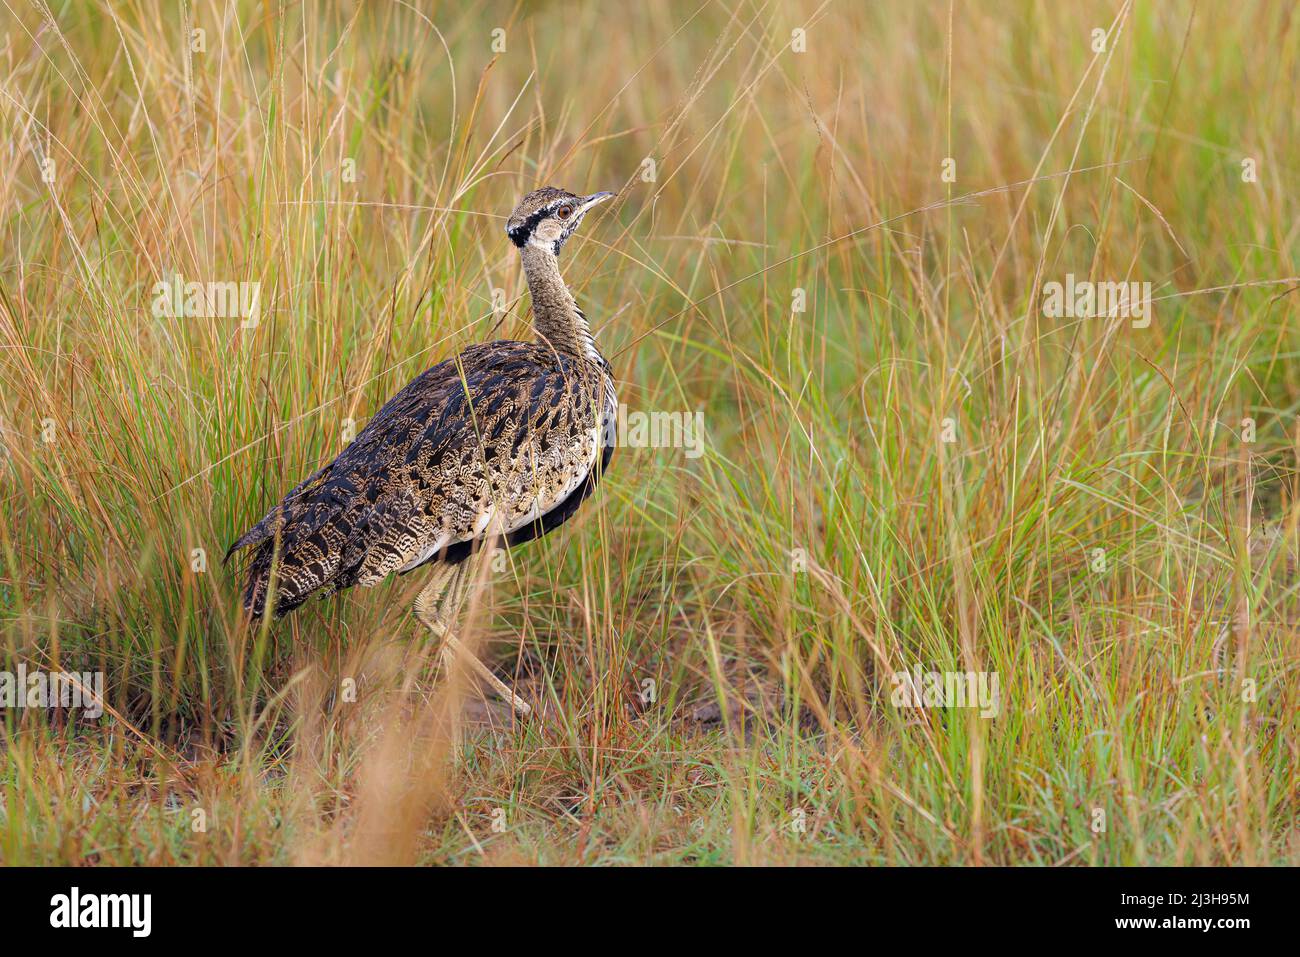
(581, 191, 616, 211)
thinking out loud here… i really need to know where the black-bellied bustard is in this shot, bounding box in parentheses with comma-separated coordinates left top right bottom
(226, 187, 618, 716)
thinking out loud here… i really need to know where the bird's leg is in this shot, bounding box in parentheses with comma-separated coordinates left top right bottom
(413, 560, 532, 717)
(412, 562, 463, 746)
(413, 562, 459, 672)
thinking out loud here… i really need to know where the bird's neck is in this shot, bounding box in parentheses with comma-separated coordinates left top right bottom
(520, 243, 601, 363)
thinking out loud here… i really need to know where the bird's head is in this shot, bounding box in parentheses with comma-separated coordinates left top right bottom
(506, 186, 615, 255)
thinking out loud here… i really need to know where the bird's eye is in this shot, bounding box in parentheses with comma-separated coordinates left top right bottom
(556, 205, 574, 220)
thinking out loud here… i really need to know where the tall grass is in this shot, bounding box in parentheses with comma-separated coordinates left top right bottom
(0, 0, 1296, 864)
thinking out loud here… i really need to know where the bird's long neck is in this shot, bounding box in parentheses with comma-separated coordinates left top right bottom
(520, 243, 601, 363)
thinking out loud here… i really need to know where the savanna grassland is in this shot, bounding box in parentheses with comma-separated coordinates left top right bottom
(0, 0, 1297, 865)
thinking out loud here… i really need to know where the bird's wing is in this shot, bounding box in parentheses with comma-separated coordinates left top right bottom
(337, 342, 607, 586)
(227, 341, 605, 615)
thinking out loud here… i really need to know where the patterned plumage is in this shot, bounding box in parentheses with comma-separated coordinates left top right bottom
(227, 188, 617, 629)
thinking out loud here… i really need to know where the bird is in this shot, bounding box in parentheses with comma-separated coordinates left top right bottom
(225, 186, 619, 716)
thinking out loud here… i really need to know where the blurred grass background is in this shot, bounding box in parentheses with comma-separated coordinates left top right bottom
(0, 0, 1297, 864)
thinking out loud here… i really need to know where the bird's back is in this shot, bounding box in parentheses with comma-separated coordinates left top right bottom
(227, 340, 616, 618)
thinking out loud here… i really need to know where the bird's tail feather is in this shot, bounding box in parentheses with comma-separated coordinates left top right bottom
(236, 535, 335, 619)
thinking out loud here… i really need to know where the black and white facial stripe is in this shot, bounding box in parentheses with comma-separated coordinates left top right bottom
(507, 198, 584, 251)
